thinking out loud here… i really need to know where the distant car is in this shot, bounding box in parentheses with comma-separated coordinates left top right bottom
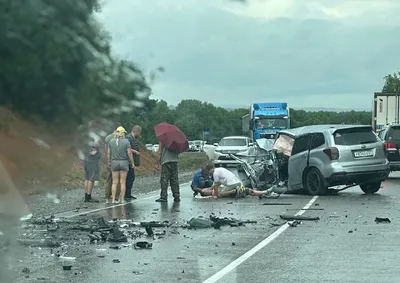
(203, 144, 216, 160)
(377, 124, 400, 172)
(192, 140, 206, 152)
(152, 144, 159, 153)
(145, 144, 153, 151)
(213, 136, 253, 167)
(275, 124, 389, 195)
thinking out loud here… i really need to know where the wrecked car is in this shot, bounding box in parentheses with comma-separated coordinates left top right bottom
(232, 124, 390, 195)
(231, 138, 285, 191)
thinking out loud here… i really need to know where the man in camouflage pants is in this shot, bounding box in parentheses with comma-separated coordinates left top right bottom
(156, 141, 180, 202)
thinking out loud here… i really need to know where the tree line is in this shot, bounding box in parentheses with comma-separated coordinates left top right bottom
(118, 98, 373, 144)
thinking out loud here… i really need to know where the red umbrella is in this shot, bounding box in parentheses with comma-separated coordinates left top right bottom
(154, 122, 189, 153)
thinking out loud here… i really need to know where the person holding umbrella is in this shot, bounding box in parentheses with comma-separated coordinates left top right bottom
(154, 122, 189, 202)
(108, 126, 134, 204)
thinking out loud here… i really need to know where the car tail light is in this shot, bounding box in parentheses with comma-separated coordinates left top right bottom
(383, 143, 387, 156)
(323, 147, 339, 160)
(384, 142, 396, 149)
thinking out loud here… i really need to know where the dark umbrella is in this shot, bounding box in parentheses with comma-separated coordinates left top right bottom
(154, 122, 189, 153)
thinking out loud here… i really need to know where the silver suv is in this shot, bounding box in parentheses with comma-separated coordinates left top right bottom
(278, 125, 389, 195)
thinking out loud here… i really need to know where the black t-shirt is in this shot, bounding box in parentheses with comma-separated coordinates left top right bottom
(127, 133, 140, 166)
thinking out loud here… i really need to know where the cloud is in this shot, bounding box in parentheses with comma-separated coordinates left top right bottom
(97, 0, 400, 109)
(222, 0, 400, 24)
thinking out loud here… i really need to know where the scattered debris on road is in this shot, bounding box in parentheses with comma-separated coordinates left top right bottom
(375, 217, 391, 224)
(62, 265, 72, 270)
(145, 226, 154, 236)
(188, 218, 213, 228)
(262, 202, 292, 205)
(187, 215, 258, 229)
(134, 241, 152, 249)
(210, 215, 257, 229)
(288, 220, 302, 227)
(107, 227, 128, 242)
(140, 221, 169, 228)
(280, 215, 320, 221)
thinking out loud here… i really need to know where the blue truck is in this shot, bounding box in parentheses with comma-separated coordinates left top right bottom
(242, 102, 290, 140)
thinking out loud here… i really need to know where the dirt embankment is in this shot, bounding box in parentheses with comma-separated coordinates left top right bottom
(0, 108, 160, 194)
(0, 108, 209, 195)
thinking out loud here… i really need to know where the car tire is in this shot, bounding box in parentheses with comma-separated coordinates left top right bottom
(360, 182, 381, 194)
(304, 167, 328, 196)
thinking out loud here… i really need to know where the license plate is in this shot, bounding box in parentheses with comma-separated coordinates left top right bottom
(354, 150, 373, 157)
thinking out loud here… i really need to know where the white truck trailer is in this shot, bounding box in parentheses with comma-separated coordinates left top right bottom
(372, 92, 400, 131)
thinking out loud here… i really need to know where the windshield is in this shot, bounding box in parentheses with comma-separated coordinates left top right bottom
(219, 138, 247, 146)
(334, 128, 378, 145)
(256, 118, 287, 129)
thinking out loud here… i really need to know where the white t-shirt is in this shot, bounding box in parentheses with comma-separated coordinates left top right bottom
(213, 167, 240, 186)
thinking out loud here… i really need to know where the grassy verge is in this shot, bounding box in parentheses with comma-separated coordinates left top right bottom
(178, 152, 210, 171)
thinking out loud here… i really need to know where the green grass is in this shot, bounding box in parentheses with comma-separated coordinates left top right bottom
(178, 152, 210, 170)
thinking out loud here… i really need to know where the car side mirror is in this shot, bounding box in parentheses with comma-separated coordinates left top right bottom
(213, 143, 218, 147)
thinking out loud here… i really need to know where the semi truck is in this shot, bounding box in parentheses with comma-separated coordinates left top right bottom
(372, 92, 400, 132)
(242, 102, 290, 140)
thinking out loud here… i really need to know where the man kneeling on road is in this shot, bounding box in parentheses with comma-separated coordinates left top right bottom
(199, 163, 279, 199)
(191, 166, 214, 197)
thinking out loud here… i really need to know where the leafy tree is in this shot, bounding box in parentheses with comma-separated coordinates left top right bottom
(118, 98, 372, 144)
(382, 72, 400, 93)
(0, 0, 150, 131)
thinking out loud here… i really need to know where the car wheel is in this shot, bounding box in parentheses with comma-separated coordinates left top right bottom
(304, 168, 327, 195)
(360, 182, 381, 194)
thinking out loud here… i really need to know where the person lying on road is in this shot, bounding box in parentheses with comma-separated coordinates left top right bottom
(200, 163, 279, 199)
(191, 166, 214, 197)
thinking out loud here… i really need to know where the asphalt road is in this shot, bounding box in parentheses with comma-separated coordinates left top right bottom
(13, 173, 400, 283)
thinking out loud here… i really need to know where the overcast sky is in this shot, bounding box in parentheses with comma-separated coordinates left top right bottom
(97, 0, 400, 109)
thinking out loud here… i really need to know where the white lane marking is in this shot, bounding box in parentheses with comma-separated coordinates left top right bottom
(56, 181, 191, 218)
(61, 195, 158, 218)
(202, 195, 319, 283)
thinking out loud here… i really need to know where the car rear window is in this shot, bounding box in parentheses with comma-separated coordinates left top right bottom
(333, 127, 378, 145)
(388, 127, 400, 140)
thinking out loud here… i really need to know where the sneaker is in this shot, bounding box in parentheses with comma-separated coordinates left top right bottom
(260, 191, 280, 199)
(269, 192, 280, 199)
(105, 199, 110, 204)
(155, 198, 167, 202)
(193, 191, 199, 197)
(125, 195, 137, 200)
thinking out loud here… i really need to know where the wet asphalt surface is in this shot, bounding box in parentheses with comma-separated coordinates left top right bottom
(12, 172, 400, 283)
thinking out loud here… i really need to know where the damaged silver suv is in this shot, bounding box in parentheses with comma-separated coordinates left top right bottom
(275, 125, 390, 195)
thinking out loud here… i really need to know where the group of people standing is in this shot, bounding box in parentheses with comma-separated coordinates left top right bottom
(83, 124, 182, 204)
(82, 123, 278, 204)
